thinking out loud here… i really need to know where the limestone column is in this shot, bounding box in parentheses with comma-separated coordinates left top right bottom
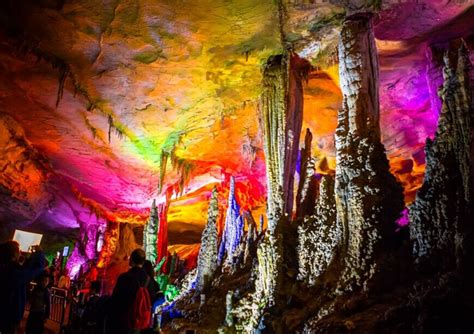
(335, 13, 404, 290)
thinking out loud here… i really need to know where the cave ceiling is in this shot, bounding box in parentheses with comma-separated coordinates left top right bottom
(0, 0, 473, 244)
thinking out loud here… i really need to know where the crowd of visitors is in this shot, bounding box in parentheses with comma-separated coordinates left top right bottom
(1, 241, 166, 334)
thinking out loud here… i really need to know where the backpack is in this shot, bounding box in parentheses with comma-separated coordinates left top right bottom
(130, 276, 152, 329)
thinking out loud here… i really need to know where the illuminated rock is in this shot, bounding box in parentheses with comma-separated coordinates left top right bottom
(409, 42, 474, 273)
(296, 129, 319, 219)
(335, 13, 404, 290)
(298, 175, 339, 285)
(260, 53, 311, 231)
(144, 199, 159, 265)
(217, 177, 244, 267)
(195, 187, 219, 292)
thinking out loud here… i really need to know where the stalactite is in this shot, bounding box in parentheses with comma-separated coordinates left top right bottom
(144, 199, 159, 266)
(297, 175, 339, 285)
(335, 13, 404, 291)
(409, 42, 473, 274)
(296, 128, 319, 218)
(195, 187, 219, 293)
(217, 176, 244, 267)
(159, 150, 169, 193)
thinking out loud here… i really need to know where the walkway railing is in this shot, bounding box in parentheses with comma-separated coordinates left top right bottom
(27, 283, 69, 330)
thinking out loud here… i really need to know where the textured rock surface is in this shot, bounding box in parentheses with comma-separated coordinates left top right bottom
(260, 53, 311, 230)
(143, 199, 158, 265)
(217, 177, 244, 267)
(335, 13, 404, 290)
(195, 187, 219, 292)
(298, 175, 339, 286)
(409, 42, 474, 273)
(296, 128, 319, 219)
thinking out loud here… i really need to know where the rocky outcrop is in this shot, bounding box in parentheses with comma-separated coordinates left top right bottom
(409, 42, 474, 274)
(335, 13, 404, 290)
(298, 175, 339, 286)
(195, 187, 219, 293)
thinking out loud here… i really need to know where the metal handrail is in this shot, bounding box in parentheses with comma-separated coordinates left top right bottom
(26, 283, 69, 330)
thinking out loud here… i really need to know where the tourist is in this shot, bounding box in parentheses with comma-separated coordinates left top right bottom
(82, 280, 108, 334)
(0, 241, 46, 334)
(58, 268, 71, 289)
(25, 272, 51, 334)
(106, 248, 157, 334)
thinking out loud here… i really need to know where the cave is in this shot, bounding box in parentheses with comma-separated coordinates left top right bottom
(0, 0, 473, 333)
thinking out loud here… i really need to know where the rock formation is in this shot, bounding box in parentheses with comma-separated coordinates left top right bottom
(217, 177, 244, 267)
(144, 199, 159, 265)
(409, 42, 474, 274)
(157, 198, 171, 269)
(298, 175, 339, 286)
(296, 129, 319, 219)
(195, 187, 219, 293)
(335, 13, 404, 290)
(260, 53, 311, 230)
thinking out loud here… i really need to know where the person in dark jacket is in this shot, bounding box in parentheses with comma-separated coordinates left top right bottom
(0, 241, 46, 334)
(25, 272, 51, 334)
(106, 249, 158, 334)
(83, 280, 108, 334)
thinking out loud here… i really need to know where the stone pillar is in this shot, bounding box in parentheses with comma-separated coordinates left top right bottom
(195, 187, 219, 292)
(144, 199, 158, 265)
(260, 53, 311, 231)
(335, 13, 404, 290)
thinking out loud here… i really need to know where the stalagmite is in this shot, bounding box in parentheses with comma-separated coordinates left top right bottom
(217, 177, 244, 267)
(195, 187, 219, 292)
(296, 128, 319, 219)
(234, 53, 311, 332)
(409, 42, 473, 273)
(244, 221, 256, 265)
(260, 53, 311, 231)
(297, 175, 339, 285)
(335, 13, 404, 290)
(144, 199, 159, 265)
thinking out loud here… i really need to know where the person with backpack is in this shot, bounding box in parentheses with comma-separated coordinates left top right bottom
(82, 280, 108, 334)
(106, 248, 157, 334)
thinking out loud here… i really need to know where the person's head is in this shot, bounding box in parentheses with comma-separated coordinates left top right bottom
(90, 280, 101, 295)
(129, 248, 146, 267)
(2, 241, 20, 263)
(37, 272, 50, 288)
(143, 260, 155, 278)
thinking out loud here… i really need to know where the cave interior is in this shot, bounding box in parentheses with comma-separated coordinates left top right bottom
(0, 0, 473, 332)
